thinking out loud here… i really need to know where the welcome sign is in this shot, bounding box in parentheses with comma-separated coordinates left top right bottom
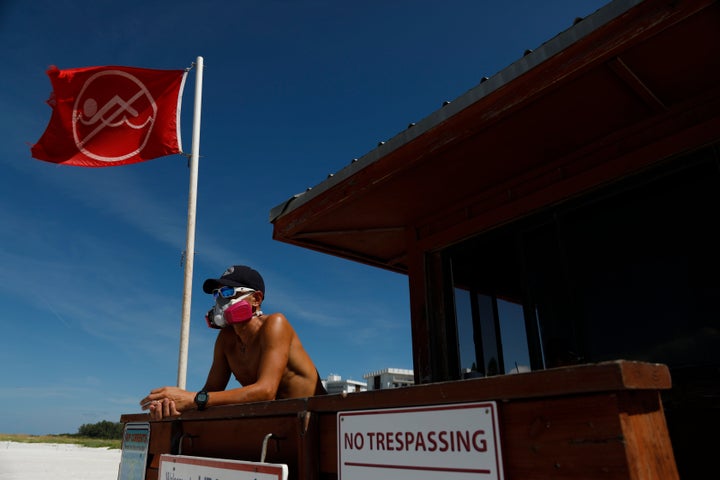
(338, 402, 504, 480)
(159, 454, 288, 480)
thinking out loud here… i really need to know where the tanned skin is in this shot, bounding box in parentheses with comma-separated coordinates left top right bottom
(141, 291, 321, 420)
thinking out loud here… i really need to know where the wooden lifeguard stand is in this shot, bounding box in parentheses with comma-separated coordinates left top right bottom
(122, 0, 720, 478)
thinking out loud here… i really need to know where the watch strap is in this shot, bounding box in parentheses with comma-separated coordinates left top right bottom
(194, 390, 209, 411)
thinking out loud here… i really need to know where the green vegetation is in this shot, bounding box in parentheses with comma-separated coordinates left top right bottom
(77, 420, 124, 440)
(0, 420, 124, 449)
(0, 433, 121, 449)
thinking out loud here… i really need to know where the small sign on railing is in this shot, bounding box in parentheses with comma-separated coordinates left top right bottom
(338, 402, 504, 480)
(117, 422, 150, 480)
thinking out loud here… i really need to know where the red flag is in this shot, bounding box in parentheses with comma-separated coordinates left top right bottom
(31, 65, 187, 167)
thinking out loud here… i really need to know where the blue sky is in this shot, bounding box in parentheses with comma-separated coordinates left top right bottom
(0, 0, 607, 434)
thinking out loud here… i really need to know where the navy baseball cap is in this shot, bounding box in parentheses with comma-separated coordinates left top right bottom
(202, 265, 265, 296)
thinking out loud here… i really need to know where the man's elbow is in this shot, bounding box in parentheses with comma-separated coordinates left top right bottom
(249, 384, 277, 402)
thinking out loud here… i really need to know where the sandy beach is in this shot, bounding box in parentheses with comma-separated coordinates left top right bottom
(0, 442, 121, 480)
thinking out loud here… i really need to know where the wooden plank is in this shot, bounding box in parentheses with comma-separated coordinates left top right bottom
(316, 391, 677, 479)
(500, 394, 629, 479)
(144, 420, 177, 480)
(120, 398, 307, 425)
(317, 413, 338, 474)
(120, 361, 671, 427)
(307, 361, 670, 413)
(172, 416, 301, 465)
(618, 391, 679, 480)
(297, 411, 320, 480)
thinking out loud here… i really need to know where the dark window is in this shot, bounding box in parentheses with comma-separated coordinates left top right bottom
(444, 145, 720, 479)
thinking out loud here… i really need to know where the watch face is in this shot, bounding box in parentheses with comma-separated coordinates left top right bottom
(197, 392, 208, 402)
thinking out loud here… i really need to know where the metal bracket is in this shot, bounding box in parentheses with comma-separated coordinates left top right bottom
(177, 433, 198, 455)
(260, 433, 275, 463)
(259, 433, 287, 462)
(299, 410, 312, 436)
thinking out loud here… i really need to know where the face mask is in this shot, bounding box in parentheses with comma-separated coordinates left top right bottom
(224, 299, 254, 324)
(205, 293, 254, 329)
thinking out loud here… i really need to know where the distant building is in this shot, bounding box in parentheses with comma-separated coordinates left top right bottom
(363, 368, 414, 390)
(322, 374, 367, 395)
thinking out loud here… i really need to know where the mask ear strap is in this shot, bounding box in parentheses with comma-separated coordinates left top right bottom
(229, 292, 255, 306)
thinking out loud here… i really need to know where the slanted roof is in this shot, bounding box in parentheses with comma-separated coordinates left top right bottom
(270, 0, 720, 273)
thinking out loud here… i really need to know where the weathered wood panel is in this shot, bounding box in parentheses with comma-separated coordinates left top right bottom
(121, 361, 677, 480)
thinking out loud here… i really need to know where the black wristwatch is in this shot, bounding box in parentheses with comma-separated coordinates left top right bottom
(194, 390, 209, 411)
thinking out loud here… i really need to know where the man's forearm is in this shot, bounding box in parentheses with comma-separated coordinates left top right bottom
(203, 383, 276, 408)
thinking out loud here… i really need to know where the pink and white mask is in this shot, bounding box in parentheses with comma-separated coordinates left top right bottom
(205, 287, 256, 329)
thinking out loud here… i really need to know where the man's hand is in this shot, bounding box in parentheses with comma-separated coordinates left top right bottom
(140, 386, 195, 420)
(145, 398, 181, 420)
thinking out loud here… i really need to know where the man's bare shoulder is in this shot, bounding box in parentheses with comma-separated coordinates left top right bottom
(261, 312, 289, 322)
(259, 312, 293, 330)
(258, 312, 297, 340)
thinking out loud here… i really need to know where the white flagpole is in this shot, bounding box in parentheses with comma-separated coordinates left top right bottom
(177, 56, 204, 389)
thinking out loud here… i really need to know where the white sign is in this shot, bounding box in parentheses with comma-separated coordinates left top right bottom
(117, 422, 150, 480)
(338, 402, 504, 480)
(159, 454, 288, 480)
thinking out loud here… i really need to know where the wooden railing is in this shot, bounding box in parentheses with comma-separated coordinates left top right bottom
(121, 360, 678, 480)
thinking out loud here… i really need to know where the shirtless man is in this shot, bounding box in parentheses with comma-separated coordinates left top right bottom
(141, 265, 325, 420)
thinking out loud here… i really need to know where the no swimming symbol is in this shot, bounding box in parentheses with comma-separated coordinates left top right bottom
(73, 70, 158, 163)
